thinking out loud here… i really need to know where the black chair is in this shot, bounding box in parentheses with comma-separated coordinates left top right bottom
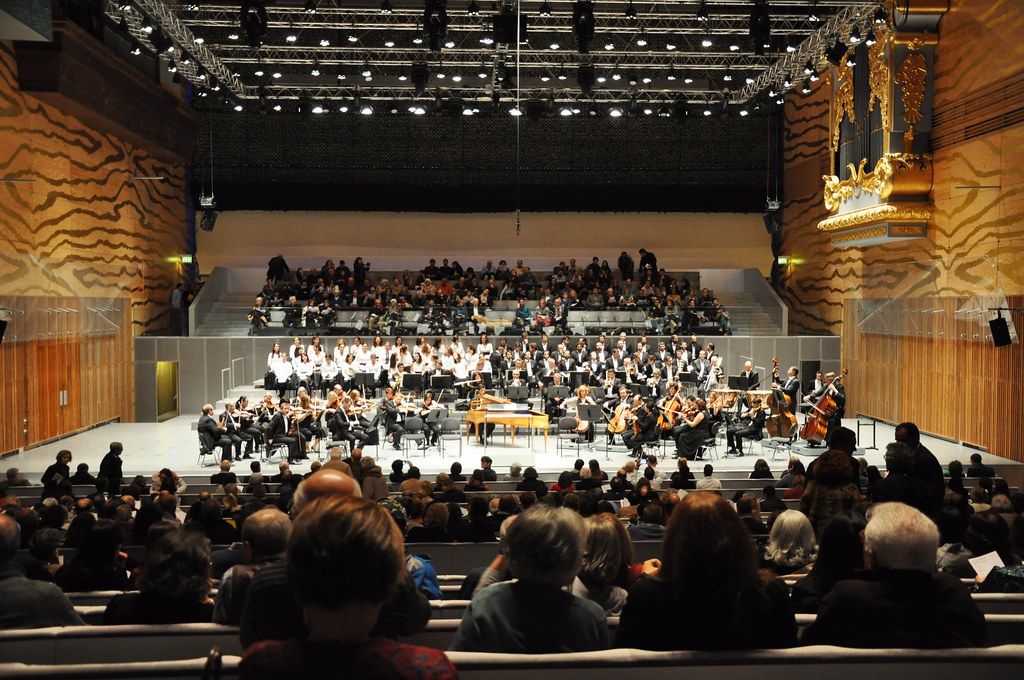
(197, 432, 215, 467)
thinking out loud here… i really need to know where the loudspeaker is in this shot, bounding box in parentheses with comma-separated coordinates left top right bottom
(763, 211, 781, 234)
(989, 316, 1011, 347)
(0, 319, 6, 343)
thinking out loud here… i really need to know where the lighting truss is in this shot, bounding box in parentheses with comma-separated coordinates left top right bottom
(736, 1, 877, 102)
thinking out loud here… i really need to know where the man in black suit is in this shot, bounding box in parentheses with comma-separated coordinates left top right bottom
(199, 404, 234, 463)
(894, 421, 945, 510)
(221, 402, 257, 460)
(726, 398, 767, 457)
(801, 502, 987, 648)
(98, 441, 124, 496)
(267, 402, 301, 463)
(621, 397, 659, 460)
(773, 366, 801, 407)
(382, 387, 405, 450)
(966, 452, 997, 478)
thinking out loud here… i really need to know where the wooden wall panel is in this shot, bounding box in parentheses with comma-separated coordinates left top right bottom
(779, 0, 1024, 460)
(0, 35, 185, 452)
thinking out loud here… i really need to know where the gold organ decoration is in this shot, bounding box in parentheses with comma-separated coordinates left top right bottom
(895, 52, 927, 150)
(817, 3, 946, 247)
(831, 60, 856, 153)
(868, 27, 891, 135)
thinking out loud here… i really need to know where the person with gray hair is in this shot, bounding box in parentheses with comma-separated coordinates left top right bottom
(502, 462, 523, 482)
(214, 507, 292, 624)
(449, 504, 608, 653)
(872, 441, 940, 517)
(0, 513, 84, 628)
(802, 502, 987, 648)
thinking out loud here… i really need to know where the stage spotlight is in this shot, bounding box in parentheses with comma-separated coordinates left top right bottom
(425, 0, 449, 52)
(874, 6, 888, 25)
(749, 0, 771, 56)
(801, 80, 811, 94)
(865, 29, 877, 46)
(577, 63, 595, 96)
(762, 210, 780, 234)
(826, 38, 848, 67)
(239, 1, 268, 49)
(849, 26, 862, 44)
(539, 0, 552, 18)
(696, 1, 707, 22)
(573, 1, 595, 54)
(305, 0, 317, 13)
(624, 0, 636, 20)
(846, 52, 856, 67)
(380, 0, 393, 14)
(200, 210, 218, 232)
(467, 0, 480, 16)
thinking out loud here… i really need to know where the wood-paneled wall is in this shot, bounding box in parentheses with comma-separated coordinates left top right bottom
(777, 0, 1024, 460)
(0, 39, 187, 454)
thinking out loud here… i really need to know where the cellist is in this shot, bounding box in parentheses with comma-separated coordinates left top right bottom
(802, 371, 846, 447)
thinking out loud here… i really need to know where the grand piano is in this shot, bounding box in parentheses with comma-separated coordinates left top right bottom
(465, 393, 550, 450)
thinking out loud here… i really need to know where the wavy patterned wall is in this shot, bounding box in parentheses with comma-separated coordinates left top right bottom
(776, 0, 1024, 459)
(0, 41, 187, 331)
(0, 40, 188, 452)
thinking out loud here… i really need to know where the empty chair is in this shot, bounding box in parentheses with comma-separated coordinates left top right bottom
(403, 417, 427, 455)
(438, 417, 462, 458)
(557, 416, 582, 457)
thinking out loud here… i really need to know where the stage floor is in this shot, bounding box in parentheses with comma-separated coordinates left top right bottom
(4, 415, 1019, 482)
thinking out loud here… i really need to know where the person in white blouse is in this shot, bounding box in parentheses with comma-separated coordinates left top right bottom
(294, 353, 315, 393)
(320, 355, 339, 397)
(271, 352, 293, 399)
(476, 333, 494, 359)
(288, 336, 304, 361)
(266, 342, 282, 371)
(333, 338, 347, 364)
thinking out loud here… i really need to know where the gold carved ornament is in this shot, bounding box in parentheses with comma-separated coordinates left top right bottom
(822, 156, 895, 212)
(895, 52, 927, 149)
(868, 27, 890, 132)
(817, 203, 932, 232)
(831, 60, 856, 153)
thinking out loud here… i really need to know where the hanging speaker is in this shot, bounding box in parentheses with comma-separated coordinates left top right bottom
(0, 319, 7, 343)
(989, 316, 1011, 347)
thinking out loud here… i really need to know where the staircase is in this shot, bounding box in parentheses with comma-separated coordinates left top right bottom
(194, 293, 257, 337)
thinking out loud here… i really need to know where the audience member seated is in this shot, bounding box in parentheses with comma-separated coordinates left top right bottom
(872, 441, 941, 518)
(627, 503, 666, 541)
(240, 495, 456, 680)
(450, 504, 608, 653)
(104, 529, 215, 624)
(967, 453, 996, 478)
(775, 457, 806, 488)
(937, 510, 1020, 579)
(615, 492, 797, 651)
(669, 458, 696, 490)
(405, 502, 453, 543)
(54, 518, 130, 593)
(572, 513, 633, 615)
(240, 470, 430, 648)
(801, 502, 987, 647)
(515, 467, 548, 497)
(0, 513, 84, 628)
(801, 439, 867, 539)
(69, 463, 98, 486)
(17, 527, 63, 582)
(761, 510, 817, 576)
(214, 507, 292, 625)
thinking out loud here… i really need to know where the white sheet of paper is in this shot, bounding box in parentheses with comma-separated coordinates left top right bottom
(969, 550, 1005, 578)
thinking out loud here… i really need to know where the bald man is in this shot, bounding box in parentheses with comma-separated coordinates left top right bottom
(239, 468, 428, 647)
(198, 404, 234, 463)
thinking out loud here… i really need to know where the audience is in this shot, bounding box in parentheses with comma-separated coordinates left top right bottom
(54, 519, 129, 593)
(761, 510, 817, 576)
(571, 513, 633, 615)
(616, 492, 796, 650)
(240, 496, 456, 679)
(214, 507, 292, 625)
(790, 510, 866, 613)
(103, 529, 214, 624)
(801, 502, 987, 647)
(450, 504, 608, 653)
(0, 513, 84, 628)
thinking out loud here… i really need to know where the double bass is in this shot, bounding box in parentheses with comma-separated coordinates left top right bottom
(765, 357, 798, 439)
(799, 368, 848, 445)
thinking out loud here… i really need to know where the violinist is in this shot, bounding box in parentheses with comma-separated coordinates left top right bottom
(332, 395, 370, 450)
(267, 401, 301, 463)
(221, 402, 257, 460)
(418, 391, 445, 448)
(726, 398, 767, 457)
(199, 403, 233, 463)
(382, 386, 405, 451)
(674, 398, 711, 461)
(621, 397, 658, 460)
(802, 371, 846, 447)
(294, 391, 323, 456)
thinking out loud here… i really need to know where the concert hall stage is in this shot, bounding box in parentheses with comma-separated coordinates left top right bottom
(5, 415, 1020, 485)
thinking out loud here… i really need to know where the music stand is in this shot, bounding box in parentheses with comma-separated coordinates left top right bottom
(506, 386, 530, 403)
(729, 375, 749, 391)
(401, 373, 423, 393)
(570, 371, 588, 389)
(430, 374, 454, 391)
(354, 373, 377, 395)
(614, 370, 627, 384)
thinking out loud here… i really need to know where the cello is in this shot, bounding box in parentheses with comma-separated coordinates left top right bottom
(656, 384, 685, 431)
(799, 368, 848, 445)
(766, 357, 798, 439)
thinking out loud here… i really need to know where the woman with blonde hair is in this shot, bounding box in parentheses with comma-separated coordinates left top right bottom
(762, 510, 817, 576)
